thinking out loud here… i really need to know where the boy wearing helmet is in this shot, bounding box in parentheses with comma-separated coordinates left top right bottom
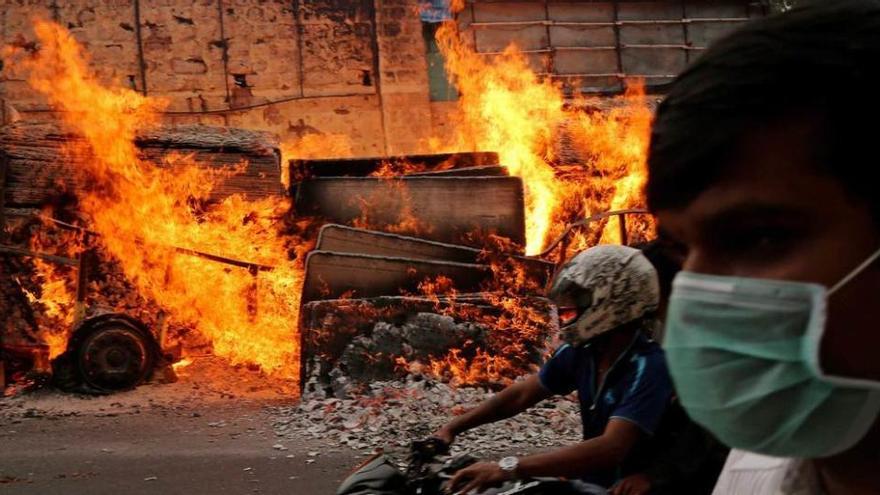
(440, 245, 673, 494)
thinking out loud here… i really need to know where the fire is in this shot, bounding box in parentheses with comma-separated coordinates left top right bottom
(172, 358, 194, 373)
(5, 14, 656, 392)
(9, 21, 303, 384)
(16, 220, 82, 360)
(435, 20, 653, 254)
(408, 12, 657, 379)
(352, 178, 433, 237)
(429, 348, 506, 386)
(27, 258, 76, 360)
(280, 133, 353, 188)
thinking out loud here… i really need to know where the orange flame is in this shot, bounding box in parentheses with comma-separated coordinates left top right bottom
(8, 17, 656, 391)
(29, 258, 76, 359)
(351, 178, 433, 237)
(18, 220, 82, 360)
(172, 357, 194, 373)
(12, 21, 303, 384)
(280, 133, 353, 188)
(436, 22, 654, 254)
(429, 348, 507, 386)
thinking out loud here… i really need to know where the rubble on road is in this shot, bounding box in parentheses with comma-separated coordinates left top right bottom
(2, 353, 580, 463)
(0, 356, 296, 421)
(270, 375, 581, 459)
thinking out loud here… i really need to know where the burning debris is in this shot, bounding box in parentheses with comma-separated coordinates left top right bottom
(433, 14, 655, 254)
(0, 212, 277, 394)
(1, 17, 656, 398)
(0, 121, 283, 206)
(1, 20, 305, 394)
(301, 294, 558, 392)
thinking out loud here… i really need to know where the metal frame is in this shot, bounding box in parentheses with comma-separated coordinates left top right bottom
(468, 18, 751, 28)
(465, 0, 754, 92)
(536, 208, 653, 262)
(32, 214, 273, 273)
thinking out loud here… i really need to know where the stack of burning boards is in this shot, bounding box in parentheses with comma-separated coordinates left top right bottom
(292, 153, 559, 395)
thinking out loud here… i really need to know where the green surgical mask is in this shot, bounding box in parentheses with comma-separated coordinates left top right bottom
(663, 248, 880, 458)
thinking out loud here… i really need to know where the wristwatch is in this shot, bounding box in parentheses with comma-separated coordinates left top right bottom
(498, 456, 519, 479)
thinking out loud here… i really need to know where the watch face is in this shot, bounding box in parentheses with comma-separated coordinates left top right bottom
(498, 456, 518, 471)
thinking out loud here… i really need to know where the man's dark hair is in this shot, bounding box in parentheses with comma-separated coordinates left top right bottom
(648, 0, 880, 216)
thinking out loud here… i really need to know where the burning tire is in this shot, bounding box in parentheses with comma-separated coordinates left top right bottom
(55, 314, 158, 393)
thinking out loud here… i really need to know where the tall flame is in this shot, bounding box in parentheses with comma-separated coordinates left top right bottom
(436, 21, 653, 254)
(13, 21, 302, 383)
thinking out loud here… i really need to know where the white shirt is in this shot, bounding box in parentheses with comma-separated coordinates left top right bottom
(712, 449, 823, 495)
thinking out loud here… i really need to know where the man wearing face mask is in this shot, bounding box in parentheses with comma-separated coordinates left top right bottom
(647, 1, 880, 493)
(438, 245, 674, 494)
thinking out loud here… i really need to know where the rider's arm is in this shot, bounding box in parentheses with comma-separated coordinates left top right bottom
(517, 418, 642, 478)
(520, 351, 674, 479)
(446, 419, 644, 494)
(437, 374, 552, 440)
(438, 345, 580, 442)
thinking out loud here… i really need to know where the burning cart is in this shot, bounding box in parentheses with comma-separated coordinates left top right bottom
(0, 214, 274, 393)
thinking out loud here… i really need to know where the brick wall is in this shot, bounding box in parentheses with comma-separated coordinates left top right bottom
(0, 1, 764, 158)
(0, 0, 437, 156)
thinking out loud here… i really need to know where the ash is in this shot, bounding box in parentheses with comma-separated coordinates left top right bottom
(270, 375, 582, 459)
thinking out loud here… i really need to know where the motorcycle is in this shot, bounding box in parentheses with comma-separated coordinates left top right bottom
(336, 438, 604, 495)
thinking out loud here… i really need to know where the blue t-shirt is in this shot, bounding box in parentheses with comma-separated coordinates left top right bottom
(538, 331, 673, 487)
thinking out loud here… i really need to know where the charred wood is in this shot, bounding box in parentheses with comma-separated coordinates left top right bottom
(0, 122, 282, 207)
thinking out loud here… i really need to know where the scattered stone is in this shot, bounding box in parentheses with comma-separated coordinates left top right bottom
(269, 376, 580, 459)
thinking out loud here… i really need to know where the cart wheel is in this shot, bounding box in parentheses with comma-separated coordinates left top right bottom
(77, 319, 154, 392)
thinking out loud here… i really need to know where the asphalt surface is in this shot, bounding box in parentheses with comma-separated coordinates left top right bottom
(0, 358, 368, 495)
(0, 402, 361, 494)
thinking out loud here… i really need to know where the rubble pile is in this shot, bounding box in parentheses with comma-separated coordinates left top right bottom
(271, 376, 581, 458)
(303, 296, 558, 391)
(330, 313, 489, 385)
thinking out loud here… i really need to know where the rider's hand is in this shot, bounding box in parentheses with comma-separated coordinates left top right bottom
(432, 425, 456, 447)
(610, 473, 652, 495)
(446, 461, 510, 494)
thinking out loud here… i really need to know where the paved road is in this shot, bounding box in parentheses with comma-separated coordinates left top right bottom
(0, 401, 361, 494)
